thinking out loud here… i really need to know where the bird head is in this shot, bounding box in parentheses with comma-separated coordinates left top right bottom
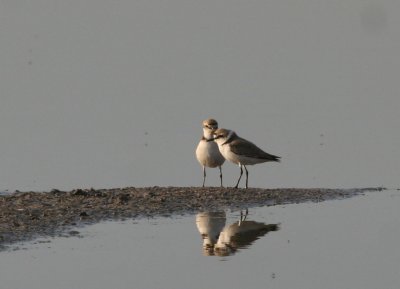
(202, 118, 219, 139)
(208, 128, 236, 145)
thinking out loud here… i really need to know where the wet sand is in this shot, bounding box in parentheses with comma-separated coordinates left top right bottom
(0, 186, 383, 249)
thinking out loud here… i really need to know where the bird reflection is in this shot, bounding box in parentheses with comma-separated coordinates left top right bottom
(196, 211, 227, 256)
(195, 209, 279, 256)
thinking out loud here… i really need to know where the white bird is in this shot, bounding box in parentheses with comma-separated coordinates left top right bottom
(210, 128, 280, 188)
(195, 119, 225, 187)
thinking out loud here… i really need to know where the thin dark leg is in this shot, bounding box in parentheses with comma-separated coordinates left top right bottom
(234, 164, 243, 188)
(244, 165, 249, 189)
(219, 166, 223, 187)
(202, 166, 206, 187)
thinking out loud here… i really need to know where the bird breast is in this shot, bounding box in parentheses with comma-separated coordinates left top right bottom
(218, 143, 241, 164)
(196, 140, 225, 168)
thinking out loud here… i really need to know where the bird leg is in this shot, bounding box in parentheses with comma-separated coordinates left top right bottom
(202, 166, 206, 187)
(219, 166, 223, 187)
(244, 165, 249, 189)
(234, 164, 243, 188)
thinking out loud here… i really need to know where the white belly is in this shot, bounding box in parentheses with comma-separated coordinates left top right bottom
(196, 140, 225, 168)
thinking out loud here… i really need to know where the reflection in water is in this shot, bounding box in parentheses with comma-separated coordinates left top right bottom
(196, 212, 227, 256)
(196, 210, 279, 256)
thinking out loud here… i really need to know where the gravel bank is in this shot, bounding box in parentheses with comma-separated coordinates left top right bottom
(0, 186, 383, 249)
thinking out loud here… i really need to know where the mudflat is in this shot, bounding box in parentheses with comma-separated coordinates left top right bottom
(0, 186, 382, 249)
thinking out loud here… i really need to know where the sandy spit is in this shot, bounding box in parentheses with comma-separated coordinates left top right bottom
(0, 186, 383, 249)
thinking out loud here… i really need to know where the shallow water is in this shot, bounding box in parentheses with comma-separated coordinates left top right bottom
(1, 190, 399, 289)
(1, 1, 400, 192)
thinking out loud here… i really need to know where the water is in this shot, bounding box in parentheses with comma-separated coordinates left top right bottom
(1, 1, 400, 192)
(1, 190, 399, 289)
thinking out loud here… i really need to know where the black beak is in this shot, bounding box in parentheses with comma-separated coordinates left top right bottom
(206, 138, 215, 142)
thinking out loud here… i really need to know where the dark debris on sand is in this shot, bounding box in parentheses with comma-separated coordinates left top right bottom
(0, 186, 384, 249)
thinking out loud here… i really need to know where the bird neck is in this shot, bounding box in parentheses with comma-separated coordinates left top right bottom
(202, 129, 214, 140)
(222, 131, 236, 145)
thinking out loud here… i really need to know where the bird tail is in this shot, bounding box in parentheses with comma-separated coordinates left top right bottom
(268, 154, 281, 162)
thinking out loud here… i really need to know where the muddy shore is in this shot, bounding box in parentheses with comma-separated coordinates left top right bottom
(0, 186, 383, 249)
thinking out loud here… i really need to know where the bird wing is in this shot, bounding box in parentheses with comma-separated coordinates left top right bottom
(229, 138, 280, 161)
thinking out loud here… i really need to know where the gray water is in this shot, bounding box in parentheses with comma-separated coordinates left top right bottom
(1, 1, 400, 192)
(1, 190, 399, 289)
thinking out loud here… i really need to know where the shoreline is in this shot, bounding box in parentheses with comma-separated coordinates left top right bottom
(0, 186, 384, 249)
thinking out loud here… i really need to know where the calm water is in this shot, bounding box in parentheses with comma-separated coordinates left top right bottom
(1, 190, 399, 289)
(1, 1, 400, 192)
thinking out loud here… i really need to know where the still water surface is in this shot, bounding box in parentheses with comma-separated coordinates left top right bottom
(1, 1, 400, 191)
(1, 190, 399, 289)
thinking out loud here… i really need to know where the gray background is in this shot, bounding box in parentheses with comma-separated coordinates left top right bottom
(1, 0, 399, 191)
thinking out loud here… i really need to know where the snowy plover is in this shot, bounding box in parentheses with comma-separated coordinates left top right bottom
(195, 119, 225, 187)
(209, 128, 280, 188)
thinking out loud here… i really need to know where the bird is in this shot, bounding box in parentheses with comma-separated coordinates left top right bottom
(209, 128, 280, 188)
(195, 119, 225, 187)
